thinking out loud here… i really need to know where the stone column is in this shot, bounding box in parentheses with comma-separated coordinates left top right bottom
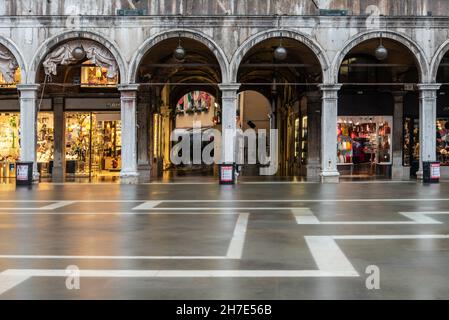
(306, 91, 322, 179)
(417, 84, 441, 179)
(52, 96, 65, 182)
(391, 92, 404, 180)
(137, 92, 151, 180)
(219, 84, 240, 164)
(118, 84, 139, 184)
(17, 84, 40, 181)
(319, 84, 342, 183)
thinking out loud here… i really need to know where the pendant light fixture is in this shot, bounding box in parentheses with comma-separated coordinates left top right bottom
(173, 33, 186, 61)
(274, 15, 287, 61)
(72, 33, 86, 61)
(274, 33, 287, 61)
(375, 32, 388, 61)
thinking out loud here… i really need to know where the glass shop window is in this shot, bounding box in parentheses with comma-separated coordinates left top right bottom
(0, 68, 21, 88)
(80, 61, 118, 87)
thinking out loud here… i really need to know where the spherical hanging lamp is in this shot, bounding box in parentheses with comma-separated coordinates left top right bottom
(72, 45, 86, 60)
(274, 33, 287, 61)
(71, 32, 86, 60)
(174, 34, 186, 61)
(375, 33, 388, 61)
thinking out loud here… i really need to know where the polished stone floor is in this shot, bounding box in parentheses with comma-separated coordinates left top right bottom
(0, 181, 448, 299)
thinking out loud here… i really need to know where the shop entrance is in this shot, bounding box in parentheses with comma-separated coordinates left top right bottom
(65, 112, 121, 179)
(337, 116, 392, 178)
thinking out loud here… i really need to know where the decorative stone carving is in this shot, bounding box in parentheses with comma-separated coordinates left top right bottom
(0, 45, 19, 83)
(43, 40, 118, 78)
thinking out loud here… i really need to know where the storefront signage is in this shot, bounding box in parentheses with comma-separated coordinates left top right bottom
(431, 163, 441, 179)
(65, 98, 121, 110)
(16, 164, 29, 181)
(219, 165, 235, 184)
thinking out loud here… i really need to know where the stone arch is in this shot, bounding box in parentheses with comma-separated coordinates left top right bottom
(331, 30, 430, 84)
(28, 30, 128, 84)
(230, 29, 331, 84)
(0, 35, 27, 84)
(128, 28, 230, 84)
(430, 39, 449, 83)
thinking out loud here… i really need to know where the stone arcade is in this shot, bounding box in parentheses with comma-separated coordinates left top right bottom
(1, 0, 449, 183)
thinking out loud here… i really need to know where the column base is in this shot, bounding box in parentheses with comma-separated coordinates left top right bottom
(120, 172, 140, 184)
(320, 171, 340, 183)
(416, 170, 423, 180)
(52, 166, 65, 183)
(137, 165, 151, 183)
(306, 162, 321, 180)
(391, 165, 404, 180)
(32, 171, 40, 183)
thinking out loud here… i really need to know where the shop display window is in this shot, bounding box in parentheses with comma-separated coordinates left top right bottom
(437, 119, 449, 165)
(37, 112, 54, 163)
(80, 61, 118, 87)
(65, 112, 121, 176)
(403, 118, 419, 166)
(337, 116, 392, 166)
(0, 112, 19, 161)
(0, 68, 21, 87)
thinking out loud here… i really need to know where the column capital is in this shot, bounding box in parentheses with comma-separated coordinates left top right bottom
(218, 83, 241, 92)
(417, 83, 441, 92)
(118, 83, 140, 92)
(17, 84, 40, 92)
(318, 84, 342, 92)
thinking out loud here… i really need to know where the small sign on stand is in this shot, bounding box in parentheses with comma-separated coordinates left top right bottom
(15, 162, 33, 186)
(423, 161, 440, 183)
(219, 163, 235, 185)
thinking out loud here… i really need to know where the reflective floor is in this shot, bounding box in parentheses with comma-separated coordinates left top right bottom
(0, 181, 448, 299)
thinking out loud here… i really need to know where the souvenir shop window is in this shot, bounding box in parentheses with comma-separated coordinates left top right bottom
(403, 118, 419, 166)
(37, 113, 54, 163)
(337, 116, 392, 165)
(0, 68, 21, 88)
(437, 119, 449, 166)
(80, 62, 118, 87)
(0, 113, 20, 163)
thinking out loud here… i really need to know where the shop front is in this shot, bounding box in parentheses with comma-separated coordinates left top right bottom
(0, 110, 54, 179)
(337, 116, 392, 177)
(65, 111, 121, 178)
(337, 92, 394, 178)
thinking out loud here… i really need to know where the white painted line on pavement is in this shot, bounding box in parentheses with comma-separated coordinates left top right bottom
(0, 255, 228, 260)
(226, 213, 249, 259)
(0, 274, 31, 296)
(332, 235, 449, 240)
(0, 213, 249, 261)
(305, 236, 358, 274)
(295, 210, 446, 225)
(131, 201, 162, 210)
(0, 201, 75, 211)
(0, 269, 358, 280)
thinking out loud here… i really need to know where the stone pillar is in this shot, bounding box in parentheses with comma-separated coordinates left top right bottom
(319, 84, 342, 183)
(306, 91, 321, 179)
(118, 84, 139, 184)
(137, 92, 151, 179)
(391, 92, 404, 180)
(17, 84, 40, 181)
(219, 84, 240, 164)
(52, 96, 65, 182)
(417, 84, 440, 179)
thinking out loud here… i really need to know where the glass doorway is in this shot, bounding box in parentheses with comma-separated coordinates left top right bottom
(65, 112, 121, 179)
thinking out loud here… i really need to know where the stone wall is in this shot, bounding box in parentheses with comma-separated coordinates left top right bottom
(0, 0, 448, 16)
